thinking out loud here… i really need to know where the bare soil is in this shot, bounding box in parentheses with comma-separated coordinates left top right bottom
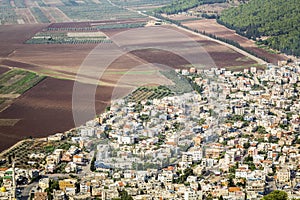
(181, 19, 288, 64)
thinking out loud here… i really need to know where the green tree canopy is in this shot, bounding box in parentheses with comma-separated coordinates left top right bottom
(262, 190, 288, 200)
(219, 0, 300, 56)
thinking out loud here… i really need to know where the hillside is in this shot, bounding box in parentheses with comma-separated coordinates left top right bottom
(218, 0, 300, 56)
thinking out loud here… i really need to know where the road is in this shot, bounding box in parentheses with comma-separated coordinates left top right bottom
(20, 181, 38, 200)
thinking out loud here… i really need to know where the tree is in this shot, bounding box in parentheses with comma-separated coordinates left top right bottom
(243, 142, 250, 149)
(262, 190, 288, 200)
(118, 190, 133, 200)
(228, 176, 235, 187)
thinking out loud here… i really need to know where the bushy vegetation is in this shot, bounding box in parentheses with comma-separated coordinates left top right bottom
(128, 85, 173, 102)
(261, 190, 287, 200)
(160, 70, 193, 94)
(155, 0, 226, 15)
(219, 0, 300, 56)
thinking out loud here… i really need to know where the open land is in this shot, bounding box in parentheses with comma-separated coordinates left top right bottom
(180, 19, 288, 64)
(0, 18, 261, 151)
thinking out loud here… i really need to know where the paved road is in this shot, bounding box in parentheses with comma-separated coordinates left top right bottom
(20, 181, 38, 200)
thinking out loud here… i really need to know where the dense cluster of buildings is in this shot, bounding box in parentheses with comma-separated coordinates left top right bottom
(1, 61, 300, 199)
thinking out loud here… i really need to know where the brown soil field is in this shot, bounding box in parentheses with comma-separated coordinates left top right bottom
(46, 18, 149, 30)
(0, 22, 261, 151)
(181, 19, 288, 64)
(1, 23, 257, 80)
(0, 52, 172, 151)
(0, 77, 115, 151)
(161, 25, 257, 67)
(0, 24, 47, 57)
(0, 66, 9, 75)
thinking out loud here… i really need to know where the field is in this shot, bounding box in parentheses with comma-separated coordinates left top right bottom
(0, 135, 79, 169)
(0, 69, 45, 111)
(127, 86, 173, 102)
(26, 30, 111, 44)
(0, 77, 117, 151)
(0, 19, 261, 151)
(0, 0, 147, 25)
(111, 0, 172, 8)
(181, 19, 288, 64)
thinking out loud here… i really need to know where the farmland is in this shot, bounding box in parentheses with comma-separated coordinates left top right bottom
(0, 133, 79, 169)
(178, 18, 288, 64)
(0, 11, 262, 152)
(0, 69, 45, 111)
(0, 77, 116, 151)
(127, 86, 173, 102)
(0, 69, 44, 95)
(111, 0, 173, 10)
(26, 31, 111, 44)
(0, 0, 147, 25)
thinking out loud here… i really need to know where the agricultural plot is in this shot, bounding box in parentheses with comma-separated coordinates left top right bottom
(13, 0, 27, 8)
(26, 31, 111, 44)
(0, 69, 45, 95)
(111, 0, 173, 9)
(0, 69, 44, 112)
(0, 0, 18, 24)
(160, 70, 193, 95)
(127, 85, 173, 102)
(181, 19, 287, 64)
(30, 7, 50, 23)
(92, 22, 146, 30)
(1, 0, 146, 24)
(58, 4, 144, 21)
(0, 134, 78, 169)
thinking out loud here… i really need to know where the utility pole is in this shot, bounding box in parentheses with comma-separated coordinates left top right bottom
(11, 162, 16, 200)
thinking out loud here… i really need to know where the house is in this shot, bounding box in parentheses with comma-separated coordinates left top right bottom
(59, 179, 77, 193)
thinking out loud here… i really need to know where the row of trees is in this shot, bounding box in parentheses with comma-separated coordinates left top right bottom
(155, 0, 226, 15)
(218, 0, 300, 56)
(153, 13, 271, 63)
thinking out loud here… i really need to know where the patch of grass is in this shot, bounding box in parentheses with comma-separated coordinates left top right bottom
(0, 69, 45, 95)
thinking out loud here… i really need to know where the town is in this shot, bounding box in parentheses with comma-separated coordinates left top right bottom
(1, 60, 300, 200)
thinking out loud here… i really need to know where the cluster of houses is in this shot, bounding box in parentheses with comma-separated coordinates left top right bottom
(2, 60, 300, 199)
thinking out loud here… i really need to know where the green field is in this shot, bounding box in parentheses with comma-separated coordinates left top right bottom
(0, 69, 45, 94)
(127, 85, 173, 102)
(0, 69, 45, 109)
